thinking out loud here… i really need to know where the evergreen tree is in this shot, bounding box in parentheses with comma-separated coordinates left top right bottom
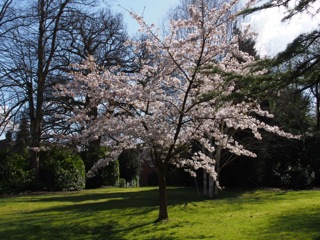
(15, 116, 31, 151)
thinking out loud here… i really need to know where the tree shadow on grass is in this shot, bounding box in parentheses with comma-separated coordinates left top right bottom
(31, 189, 159, 210)
(0, 187, 204, 240)
(30, 187, 208, 209)
(258, 208, 320, 240)
(0, 219, 127, 240)
(2, 187, 303, 239)
(211, 187, 292, 206)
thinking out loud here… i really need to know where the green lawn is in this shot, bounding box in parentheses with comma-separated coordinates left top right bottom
(0, 187, 319, 240)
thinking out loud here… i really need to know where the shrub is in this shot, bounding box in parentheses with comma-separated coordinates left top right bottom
(272, 163, 315, 189)
(118, 178, 126, 188)
(39, 148, 85, 191)
(304, 134, 320, 187)
(81, 147, 120, 188)
(0, 149, 33, 194)
(118, 149, 141, 183)
(85, 161, 120, 188)
(130, 176, 140, 187)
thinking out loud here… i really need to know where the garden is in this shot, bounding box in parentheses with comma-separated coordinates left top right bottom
(0, 0, 320, 238)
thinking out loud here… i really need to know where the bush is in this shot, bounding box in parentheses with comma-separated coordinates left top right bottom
(81, 147, 120, 188)
(39, 148, 85, 191)
(272, 163, 315, 189)
(0, 149, 33, 194)
(130, 176, 140, 187)
(118, 149, 141, 183)
(90, 160, 120, 187)
(304, 134, 320, 187)
(118, 178, 126, 188)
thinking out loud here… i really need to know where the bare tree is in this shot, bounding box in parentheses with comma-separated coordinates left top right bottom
(0, 0, 17, 38)
(61, 9, 130, 68)
(0, 0, 97, 183)
(47, 8, 131, 152)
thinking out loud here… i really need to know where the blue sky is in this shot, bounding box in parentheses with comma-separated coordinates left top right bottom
(103, 0, 320, 57)
(105, 0, 180, 36)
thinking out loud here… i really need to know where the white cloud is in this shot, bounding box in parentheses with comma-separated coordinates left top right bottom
(247, 1, 320, 57)
(108, 0, 320, 56)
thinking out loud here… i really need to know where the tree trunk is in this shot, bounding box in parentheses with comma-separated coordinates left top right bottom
(29, 116, 42, 183)
(203, 171, 208, 195)
(158, 172, 168, 221)
(315, 83, 320, 130)
(29, 148, 39, 181)
(214, 179, 219, 196)
(208, 176, 214, 198)
(213, 141, 222, 196)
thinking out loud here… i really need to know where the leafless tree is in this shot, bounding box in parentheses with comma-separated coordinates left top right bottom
(0, 0, 97, 182)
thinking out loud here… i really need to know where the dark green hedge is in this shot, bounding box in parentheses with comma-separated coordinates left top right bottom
(90, 160, 120, 187)
(118, 149, 141, 183)
(0, 149, 34, 194)
(39, 148, 85, 191)
(81, 147, 120, 188)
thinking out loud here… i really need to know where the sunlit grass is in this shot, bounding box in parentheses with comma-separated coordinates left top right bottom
(0, 187, 319, 239)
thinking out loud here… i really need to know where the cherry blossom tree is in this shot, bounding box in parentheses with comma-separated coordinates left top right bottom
(55, 0, 296, 220)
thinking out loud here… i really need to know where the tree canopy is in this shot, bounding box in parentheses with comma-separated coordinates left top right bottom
(55, 0, 296, 220)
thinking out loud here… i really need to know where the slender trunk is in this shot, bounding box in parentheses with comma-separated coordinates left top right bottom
(316, 83, 320, 130)
(214, 173, 219, 195)
(158, 172, 168, 221)
(208, 176, 214, 198)
(203, 171, 208, 195)
(213, 126, 222, 196)
(28, 75, 42, 183)
(29, 151, 39, 181)
(29, 144, 40, 181)
(27, 78, 39, 181)
(208, 174, 220, 197)
(86, 102, 102, 151)
(29, 113, 42, 183)
(213, 156, 221, 196)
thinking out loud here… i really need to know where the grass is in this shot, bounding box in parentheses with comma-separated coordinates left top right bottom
(0, 187, 320, 240)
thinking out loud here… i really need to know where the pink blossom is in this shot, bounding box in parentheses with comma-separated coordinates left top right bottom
(54, 0, 296, 189)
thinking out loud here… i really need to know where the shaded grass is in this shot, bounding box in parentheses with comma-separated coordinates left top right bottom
(0, 187, 320, 239)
